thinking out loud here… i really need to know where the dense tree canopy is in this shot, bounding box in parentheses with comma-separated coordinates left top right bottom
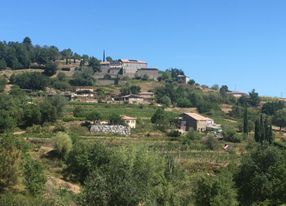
(235, 146, 286, 206)
(10, 72, 49, 90)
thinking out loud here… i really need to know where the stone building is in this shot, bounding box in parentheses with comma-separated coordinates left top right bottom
(120, 59, 147, 77)
(99, 59, 147, 78)
(135, 68, 160, 80)
(178, 113, 215, 132)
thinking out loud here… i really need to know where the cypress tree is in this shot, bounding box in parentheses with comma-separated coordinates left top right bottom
(243, 106, 248, 135)
(267, 124, 273, 144)
(254, 120, 260, 143)
(254, 115, 274, 145)
(259, 114, 265, 144)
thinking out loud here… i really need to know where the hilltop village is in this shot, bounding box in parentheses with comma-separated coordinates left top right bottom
(0, 37, 286, 205)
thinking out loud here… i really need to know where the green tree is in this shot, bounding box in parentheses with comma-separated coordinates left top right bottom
(23, 158, 46, 195)
(188, 79, 196, 86)
(160, 95, 171, 107)
(106, 56, 113, 62)
(130, 85, 141, 94)
(39, 101, 57, 124)
(80, 147, 176, 206)
(151, 108, 171, 131)
(88, 57, 100, 72)
(86, 111, 101, 124)
(96, 88, 106, 103)
(53, 132, 73, 159)
(0, 76, 7, 92)
(272, 108, 286, 131)
(243, 106, 248, 135)
(43, 62, 57, 76)
(219, 85, 229, 96)
(262, 101, 285, 115)
(70, 67, 95, 86)
(109, 113, 123, 125)
(0, 135, 22, 189)
(57, 72, 66, 81)
(22, 104, 41, 128)
(248, 89, 260, 107)
(235, 145, 286, 205)
(194, 173, 238, 206)
(65, 142, 112, 183)
(0, 58, 7, 70)
(73, 106, 85, 118)
(61, 48, 73, 64)
(10, 72, 49, 90)
(22, 37, 32, 47)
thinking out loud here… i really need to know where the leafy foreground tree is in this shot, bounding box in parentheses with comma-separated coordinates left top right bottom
(193, 173, 238, 206)
(79, 146, 186, 206)
(0, 135, 22, 190)
(23, 158, 46, 195)
(235, 145, 286, 206)
(65, 142, 189, 205)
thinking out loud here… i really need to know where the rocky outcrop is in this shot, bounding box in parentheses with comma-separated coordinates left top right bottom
(90, 125, 130, 136)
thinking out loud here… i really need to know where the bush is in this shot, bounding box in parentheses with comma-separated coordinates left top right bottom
(109, 113, 123, 125)
(204, 135, 219, 150)
(43, 62, 57, 76)
(182, 129, 201, 145)
(177, 97, 192, 108)
(0, 135, 24, 189)
(53, 132, 72, 159)
(23, 158, 46, 195)
(223, 126, 241, 143)
(10, 72, 49, 90)
(193, 173, 238, 206)
(167, 130, 181, 138)
(235, 145, 286, 205)
(73, 106, 86, 118)
(79, 146, 183, 206)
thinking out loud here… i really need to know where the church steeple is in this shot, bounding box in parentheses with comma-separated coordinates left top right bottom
(103, 50, 106, 62)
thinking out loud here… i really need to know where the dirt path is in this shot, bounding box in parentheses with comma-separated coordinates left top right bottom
(46, 176, 80, 194)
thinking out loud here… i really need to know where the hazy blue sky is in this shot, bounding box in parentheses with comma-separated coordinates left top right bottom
(1, 0, 286, 97)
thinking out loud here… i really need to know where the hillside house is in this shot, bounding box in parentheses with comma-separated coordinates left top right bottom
(121, 115, 137, 128)
(227, 91, 248, 99)
(113, 94, 144, 104)
(178, 113, 220, 132)
(139, 92, 155, 104)
(71, 88, 97, 102)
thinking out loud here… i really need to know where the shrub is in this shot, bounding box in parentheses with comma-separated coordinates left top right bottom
(73, 106, 85, 118)
(167, 130, 181, 138)
(223, 126, 241, 143)
(193, 173, 238, 206)
(53, 132, 72, 159)
(204, 135, 219, 150)
(0, 135, 23, 189)
(23, 158, 46, 195)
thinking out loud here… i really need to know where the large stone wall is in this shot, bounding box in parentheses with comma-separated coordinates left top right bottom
(90, 125, 130, 136)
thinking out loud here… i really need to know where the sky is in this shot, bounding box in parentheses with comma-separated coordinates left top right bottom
(0, 0, 286, 97)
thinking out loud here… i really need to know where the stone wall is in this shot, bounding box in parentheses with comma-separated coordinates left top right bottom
(90, 125, 130, 136)
(95, 79, 116, 86)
